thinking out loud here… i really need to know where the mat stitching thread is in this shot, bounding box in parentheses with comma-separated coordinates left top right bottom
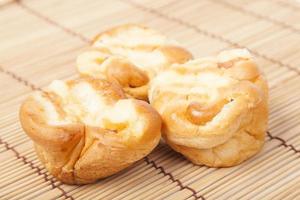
(0, 1, 16, 9)
(121, 0, 300, 76)
(267, 131, 300, 154)
(0, 138, 74, 200)
(17, 1, 92, 44)
(144, 157, 205, 200)
(275, 0, 300, 11)
(209, 0, 300, 33)
(0, 66, 41, 91)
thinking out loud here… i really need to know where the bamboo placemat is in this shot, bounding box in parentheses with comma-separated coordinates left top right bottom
(0, 0, 300, 199)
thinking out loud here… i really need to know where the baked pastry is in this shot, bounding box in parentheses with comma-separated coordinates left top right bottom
(149, 49, 268, 167)
(77, 24, 193, 100)
(20, 77, 161, 184)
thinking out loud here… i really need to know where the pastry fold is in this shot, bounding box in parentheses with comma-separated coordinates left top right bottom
(77, 24, 193, 100)
(149, 49, 268, 167)
(20, 77, 161, 184)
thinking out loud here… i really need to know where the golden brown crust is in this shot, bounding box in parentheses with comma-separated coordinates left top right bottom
(149, 49, 268, 167)
(77, 24, 193, 100)
(20, 77, 161, 184)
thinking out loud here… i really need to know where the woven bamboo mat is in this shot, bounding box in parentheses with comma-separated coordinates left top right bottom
(0, 0, 300, 199)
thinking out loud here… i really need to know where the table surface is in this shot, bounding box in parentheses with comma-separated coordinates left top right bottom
(0, 0, 300, 199)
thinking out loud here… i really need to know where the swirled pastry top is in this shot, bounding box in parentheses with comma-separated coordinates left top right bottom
(149, 49, 268, 167)
(77, 24, 193, 100)
(19, 77, 161, 184)
(35, 78, 143, 131)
